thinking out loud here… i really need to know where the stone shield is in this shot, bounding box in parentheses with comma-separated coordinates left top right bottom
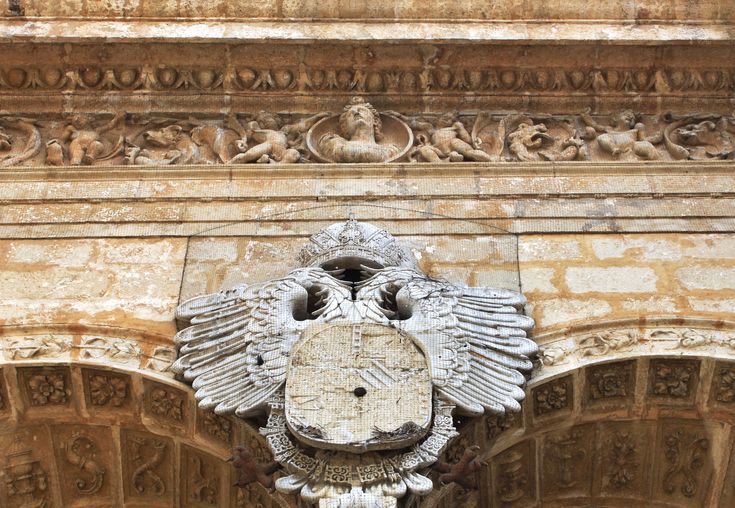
(285, 322, 432, 453)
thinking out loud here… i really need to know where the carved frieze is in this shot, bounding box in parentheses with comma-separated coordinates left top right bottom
(0, 107, 730, 167)
(0, 65, 732, 97)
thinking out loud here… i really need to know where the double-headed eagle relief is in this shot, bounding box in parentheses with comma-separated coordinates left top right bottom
(173, 220, 536, 507)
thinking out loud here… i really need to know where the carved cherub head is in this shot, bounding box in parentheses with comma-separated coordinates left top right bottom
(339, 97, 383, 141)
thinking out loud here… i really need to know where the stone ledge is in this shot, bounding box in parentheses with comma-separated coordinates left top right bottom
(0, 20, 733, 44)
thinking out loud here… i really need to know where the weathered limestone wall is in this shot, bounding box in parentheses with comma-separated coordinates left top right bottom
(2, 232, 733, 339)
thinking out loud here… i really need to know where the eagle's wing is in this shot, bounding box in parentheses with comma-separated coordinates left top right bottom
(172, 267, 349, 417)
(361, 267, 536, 416)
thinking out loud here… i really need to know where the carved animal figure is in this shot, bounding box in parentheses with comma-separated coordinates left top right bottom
(229, 446, 280, 489)
(141, 124, 210, 165)
(433, 445, 486, 490)
(172, 219, 535, 500)
(674, 120, 727, 147)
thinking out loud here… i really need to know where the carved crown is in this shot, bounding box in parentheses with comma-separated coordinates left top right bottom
(297, 219, 416, 269)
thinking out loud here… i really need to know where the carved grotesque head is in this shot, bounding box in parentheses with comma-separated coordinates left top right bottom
(339, 98, 382, 141)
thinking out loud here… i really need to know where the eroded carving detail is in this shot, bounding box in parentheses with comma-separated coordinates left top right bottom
(485, 411, 519, 441)
(79, 336, 143, 364)
(147, 385, 185, 422)
(5, 335, 72, 360)
(496, 448, 527, 503)
(46, 113, 124, 166)
(587, 361, 634, 401)
(650, 360, 698, 399)
(580, 330, 643, 357)
(3, 438, 49, 508)
(714, 365, 735, 403)
(200, 412, 233, 444)
(546, 429, 586, 489)
(187, 453, 219, 505)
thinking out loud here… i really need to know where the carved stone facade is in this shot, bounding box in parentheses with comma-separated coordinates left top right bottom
(0, 1, 734, 507)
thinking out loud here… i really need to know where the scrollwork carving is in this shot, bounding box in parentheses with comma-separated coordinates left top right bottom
(129, 436, 168, 496)
(663, 430, 709, 498)
(63, 434, 106, 495)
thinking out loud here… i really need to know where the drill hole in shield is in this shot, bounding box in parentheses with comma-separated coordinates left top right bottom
(353, 387, 367, 397)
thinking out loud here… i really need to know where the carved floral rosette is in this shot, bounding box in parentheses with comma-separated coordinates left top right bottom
(261, 391, 458, 503)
